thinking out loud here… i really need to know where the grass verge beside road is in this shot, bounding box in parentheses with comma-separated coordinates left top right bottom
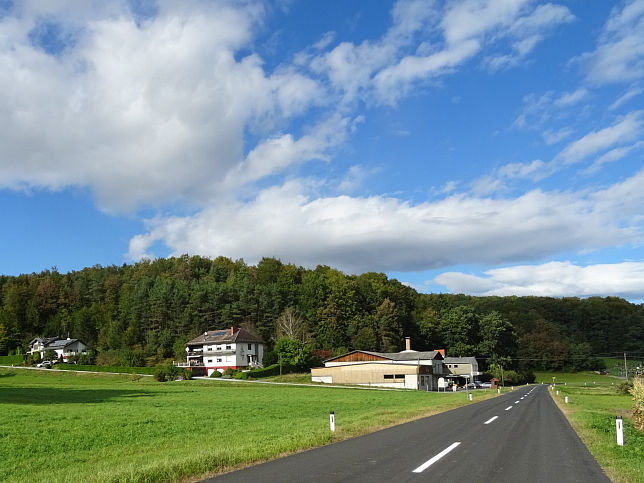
(1, 367, 494, 482)
(537, 371, 644, 483)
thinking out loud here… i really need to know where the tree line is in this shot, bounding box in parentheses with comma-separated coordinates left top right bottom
(0, 255, 642, 373)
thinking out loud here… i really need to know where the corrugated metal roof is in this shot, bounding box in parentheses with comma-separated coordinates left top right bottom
(324, 350, 443, 363)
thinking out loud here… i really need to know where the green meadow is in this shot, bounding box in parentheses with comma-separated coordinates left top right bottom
(0, 368, 484, 482)
(536, 371, 644, 483)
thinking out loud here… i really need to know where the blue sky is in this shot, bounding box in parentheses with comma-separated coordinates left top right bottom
(1, 0, 644, 300)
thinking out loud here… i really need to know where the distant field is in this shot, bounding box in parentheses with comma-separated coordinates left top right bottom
(0, 368, 488, 482)
(537, 371, 644, 483)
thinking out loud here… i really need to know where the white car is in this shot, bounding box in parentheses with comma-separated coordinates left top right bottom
(37, 361, 52, 368)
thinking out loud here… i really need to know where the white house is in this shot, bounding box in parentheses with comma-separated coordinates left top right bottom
(443, 357, 482, 386)
(29, 337, 87, 362)
(178, 327, 265, 377)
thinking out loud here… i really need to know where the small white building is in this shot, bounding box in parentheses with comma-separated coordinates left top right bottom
(178, 327, 265, 376)
(29, 337, 87, 362)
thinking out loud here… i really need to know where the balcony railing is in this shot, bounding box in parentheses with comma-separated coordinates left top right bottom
(203, 349, 235, 356)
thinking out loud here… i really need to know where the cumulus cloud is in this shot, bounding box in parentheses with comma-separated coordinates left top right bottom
(129, 169, 644, 274)
(0, 0, 324, 211)
(434, 261, 644, 299)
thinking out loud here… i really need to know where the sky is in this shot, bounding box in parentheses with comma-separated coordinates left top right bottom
(1, 0, 643, 301)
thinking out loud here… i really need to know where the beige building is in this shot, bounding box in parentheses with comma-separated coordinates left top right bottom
(311, 346, 444, 390)
(443, 357, 481, 385)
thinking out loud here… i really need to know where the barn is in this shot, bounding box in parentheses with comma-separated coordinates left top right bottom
(311, 343, 444, 390)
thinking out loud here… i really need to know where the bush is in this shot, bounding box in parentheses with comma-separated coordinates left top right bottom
(631, 377, 644, 431)
(274, 337, 314, 370)
(233, 371, 249, 380)
(154, 363, 180, 382)
(224, 367, 235, 377)
(617, 381, 634, 394)
(182, 369, 192, 380)
(154, 367, 167, 382)
(209, 370, 222, 378)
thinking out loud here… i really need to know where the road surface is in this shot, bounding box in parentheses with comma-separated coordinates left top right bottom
(205, 385, 609, 482)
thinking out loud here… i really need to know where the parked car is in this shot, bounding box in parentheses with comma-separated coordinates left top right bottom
(36, 361, 52, 368)
(478, 382, 492, 388)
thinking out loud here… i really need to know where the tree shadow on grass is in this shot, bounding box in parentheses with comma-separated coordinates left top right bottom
(0, 372, 17, 378)
(0, 387, 153, 405)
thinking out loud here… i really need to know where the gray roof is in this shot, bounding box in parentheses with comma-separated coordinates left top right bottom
(186, 327, 264, 346)
(46, 339, 81, 349)
(443, 357, 478, 365)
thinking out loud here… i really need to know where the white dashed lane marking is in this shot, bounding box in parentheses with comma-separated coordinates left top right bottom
(484, 416, 499, 425)
(412, 442, 461, 473)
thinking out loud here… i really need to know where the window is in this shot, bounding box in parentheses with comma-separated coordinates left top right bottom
(395, 374, 405, 379)
(248, 343, 252, 350)
(226, 345, 231, 350)
(216, 346, 221, 350)
(453, 364, 459, 368)
(217, 358, 222, 363)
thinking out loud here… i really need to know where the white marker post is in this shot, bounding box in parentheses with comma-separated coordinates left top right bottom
(616, 416, 624, 446)
(565, 396, 569, 404)
(469, 393, 473, 401)
(330, 411, 335, 432)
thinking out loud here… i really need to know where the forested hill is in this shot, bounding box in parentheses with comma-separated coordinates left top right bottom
(0, 255, 642, 372)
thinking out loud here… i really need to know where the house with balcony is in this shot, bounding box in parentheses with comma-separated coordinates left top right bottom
(178, 327, 265, 376)
(29, 337, 87, 362)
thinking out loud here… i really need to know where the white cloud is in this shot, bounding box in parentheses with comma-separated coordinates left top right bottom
(434, 261, 644, 299)
(584, 141, 644, 174)
(610, 87, 643, 110)
(129, 169, 644, 274)
(584, 0, 644, 84)
(556, 111, 643, 164)
(542, 127, 574, 145)
(554, 88, 589, 107)
(0, 1, 327, 212)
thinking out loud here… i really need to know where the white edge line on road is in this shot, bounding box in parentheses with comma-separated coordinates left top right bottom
(413, 442, 461, 473)
(505, 406, 513, 411)
(484, 416, 499, 425)
(515, 400, 520, 403)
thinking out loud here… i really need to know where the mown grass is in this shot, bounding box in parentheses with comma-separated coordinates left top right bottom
(537, 371, 644, 483)
(0, 368, 491, 482)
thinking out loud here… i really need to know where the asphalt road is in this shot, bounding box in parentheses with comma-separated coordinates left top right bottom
(205, 385, 610, 482)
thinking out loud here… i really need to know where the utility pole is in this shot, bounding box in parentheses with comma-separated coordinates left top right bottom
(624, 352, 628, 380)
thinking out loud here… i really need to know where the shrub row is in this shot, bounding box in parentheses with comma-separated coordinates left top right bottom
(0, 355, 24, 365)
(245, 363, 295, 379)
(56, 363, 158, 375)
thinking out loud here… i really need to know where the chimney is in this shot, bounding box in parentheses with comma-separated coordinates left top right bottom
(405, 337, 411, 351)
(231, 326, 234, 336)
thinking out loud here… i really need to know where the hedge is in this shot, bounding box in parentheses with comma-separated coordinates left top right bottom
(55, 364, 158, 375)
(0, 355, 24, 365)
(245, 362, 295, 379)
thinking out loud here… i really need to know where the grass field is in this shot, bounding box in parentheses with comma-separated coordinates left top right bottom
(536, 371, 644, 483)
(0, 367, 490, 482)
